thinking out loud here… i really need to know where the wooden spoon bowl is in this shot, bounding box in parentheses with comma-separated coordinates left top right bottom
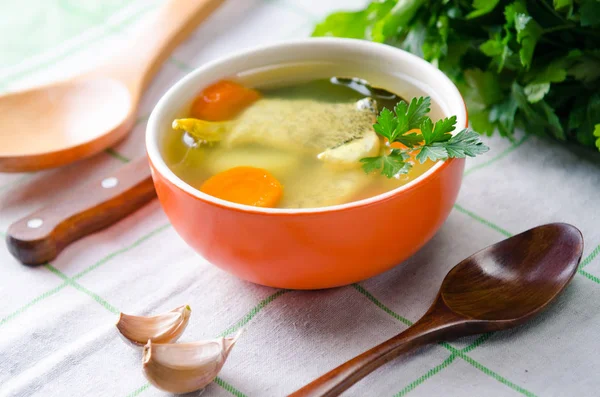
(291, 223, 583, 396)
(0, 0, 224, 172)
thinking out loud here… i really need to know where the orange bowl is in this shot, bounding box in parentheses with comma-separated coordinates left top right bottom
(146, 39, 467, 289)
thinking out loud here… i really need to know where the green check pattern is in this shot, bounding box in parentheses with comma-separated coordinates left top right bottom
(2, 1, 600, 396)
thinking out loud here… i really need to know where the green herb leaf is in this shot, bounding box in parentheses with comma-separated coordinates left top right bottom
(372, 108, 398, 141)
(372, 97, 430, 147)
(524, 82, 551, 103)
(316, 0, 600, 152)
(404, 96, 432, 131)
(580, 0, 600, 27)
(594, 124, 600, 150)
(377, 0, 427, 39)
(311, 0, 396, 41)
(553, 0, 572, 11)
(440, 129, 491, 158)
(364, 96, 489, 177)
(420, 116, 456, 144)
(395, 131, 424, 148)
(360, 150, 411, 178)
(467, 0, 502, 19)
(513, 13, 542, 69)
(416, 145, 448, 163)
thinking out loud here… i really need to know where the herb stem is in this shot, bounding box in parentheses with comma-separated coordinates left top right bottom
(543, 24, 575, 34)
(535, 0, 568, 23)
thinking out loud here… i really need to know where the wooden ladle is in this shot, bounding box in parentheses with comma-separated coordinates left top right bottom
(290, 223, 583, 397)
(0, 0, 223, 172)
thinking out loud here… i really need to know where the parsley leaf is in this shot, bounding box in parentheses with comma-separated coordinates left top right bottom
(442, 130, 492, 158)
(372, 108, 398, 141)
(371, 97, 429, 148)
(466, 0, 502, 19)
(416, 145, 448, 163)
(362, 96, 489, 177)
(395, 131, 423, 148)
(360, 150, 411, 178)
(314, 0, 600, 152)
(404, 96, 431, 131)
(419, 116, 456, 144)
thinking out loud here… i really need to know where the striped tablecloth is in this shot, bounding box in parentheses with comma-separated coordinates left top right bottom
(1, 1, 600, 396)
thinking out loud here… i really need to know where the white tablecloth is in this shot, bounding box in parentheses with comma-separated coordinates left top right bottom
(1, 1, 600, 396)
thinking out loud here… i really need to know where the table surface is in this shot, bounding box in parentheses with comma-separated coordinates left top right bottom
(1, 1, 600, 396)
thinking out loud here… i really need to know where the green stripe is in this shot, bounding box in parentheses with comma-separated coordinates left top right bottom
(461, 333, 493, 353)
(105, 148, 130, 163)
(124, 383, 150, 397)
(219, 289, 291, 336)
(72, 223, 171, 280)
(104, 114, 148, 162)
(353, 283, 453, 353)
(352, 284, 412, 326)
(1, 2, 160, 88)
(135, 114, 150, 126)
(168, 57, 194, 72)
(453, 204, 512, 237)
(354, 282, 537, 395)
(578, 269, 600, 284)
(125, 289, 288, 397)
(57, 0, 103, 23)
(393, 354, 457, 397)
(580, 244, 600, 270)
(214, 377, 248, 397)
(0, 224, 170, 327)
(463, 135, 530, 177)
(453, 204, 600, 286)
(454, 351, 537, 396)
(46, 264, 119, 314)
(0, 282, 69, 327)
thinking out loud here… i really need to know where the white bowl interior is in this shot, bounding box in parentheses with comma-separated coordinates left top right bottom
(147, 38, 467, 214)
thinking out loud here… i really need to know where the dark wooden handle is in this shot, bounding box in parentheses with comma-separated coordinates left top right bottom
(6, 157, 156, 266)
(289, 304, 464, 397)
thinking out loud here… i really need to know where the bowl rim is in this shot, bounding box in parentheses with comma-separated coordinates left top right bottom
(146, 37, 468, 215)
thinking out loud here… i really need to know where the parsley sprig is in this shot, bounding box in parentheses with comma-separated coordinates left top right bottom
(360, 96, 489, 178)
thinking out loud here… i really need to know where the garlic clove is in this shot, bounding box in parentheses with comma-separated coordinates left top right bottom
(142, 331, 241, 394)
(116, 305, 191, 346)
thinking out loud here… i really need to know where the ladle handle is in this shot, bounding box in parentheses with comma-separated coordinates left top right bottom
(289, 304, 464, 397)
(119, 0, 225, 89)
(6, 158, 155, 266)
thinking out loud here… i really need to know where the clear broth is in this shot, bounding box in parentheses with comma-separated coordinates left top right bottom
(162, 78, 435, 209)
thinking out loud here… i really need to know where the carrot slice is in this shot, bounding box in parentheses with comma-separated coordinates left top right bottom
(388, 129, 422, 159)
(190, 80, 261, 121)
(200, 166, 283, 208)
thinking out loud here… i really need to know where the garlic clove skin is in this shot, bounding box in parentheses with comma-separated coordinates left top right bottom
(116, 305, 191, 346)
(142, 332, 241, 394)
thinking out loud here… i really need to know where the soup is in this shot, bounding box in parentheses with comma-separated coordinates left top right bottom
(162, 77, 436, 209)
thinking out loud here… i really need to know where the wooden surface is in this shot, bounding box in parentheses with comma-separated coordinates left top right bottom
(0, 0, 224, 172)
(6, 158, 155, 265)
(289, 223, 583, 397)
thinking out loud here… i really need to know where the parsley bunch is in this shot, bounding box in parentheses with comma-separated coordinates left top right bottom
(361, 97, 489, 178)
(314, 0, 600, 152)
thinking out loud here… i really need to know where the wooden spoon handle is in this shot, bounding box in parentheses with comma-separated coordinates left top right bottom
(6, 158, 155, 266)
(122, 0, 225, 89)
(289, 307, 463, 397)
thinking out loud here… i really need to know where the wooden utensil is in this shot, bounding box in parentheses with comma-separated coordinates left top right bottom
(290, 223, 583, 397)
(6, 157, 154, 265)
(0, 0, 223, 172)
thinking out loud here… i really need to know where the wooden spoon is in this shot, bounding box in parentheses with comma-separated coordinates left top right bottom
(6, 157, 154, 265)
(0, 0, 223, 172)
(290, 223, 583, 397)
